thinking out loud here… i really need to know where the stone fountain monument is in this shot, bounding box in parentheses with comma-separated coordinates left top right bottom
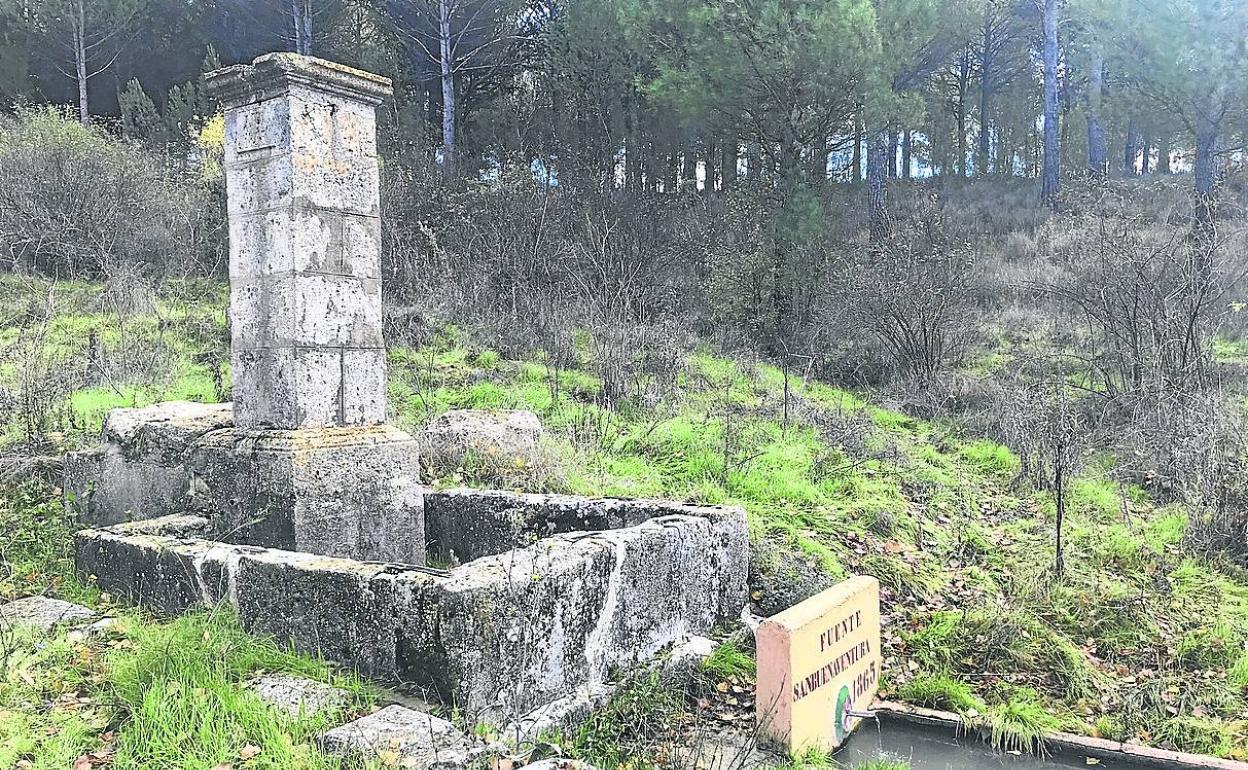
(66, 53, 749, 747)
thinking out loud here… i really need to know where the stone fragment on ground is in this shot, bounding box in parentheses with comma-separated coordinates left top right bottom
(248, 674, 349, 719)
(321, 704, 500, 770)
(671, 727, 779, 770)
(66, 616, 122, 643)
(499, 683, 615, 748)
(0, 596, 95, 631)
(661, 635, 718, 683)
(421, 409, 544, 474)
(517, 760, 598, 770)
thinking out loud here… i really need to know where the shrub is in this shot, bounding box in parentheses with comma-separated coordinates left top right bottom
(0, 108, 222, 279)
(828, 214, 982, 383)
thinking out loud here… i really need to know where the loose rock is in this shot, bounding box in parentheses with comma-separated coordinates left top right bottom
(421, 409, 544, 479)
(0, 596, 95, 631)
(321, 705, 495, 770)
(248, 674, 349, 719)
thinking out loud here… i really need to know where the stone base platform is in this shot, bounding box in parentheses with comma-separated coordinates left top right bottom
(64, 401, 424, 565)
(187, 425, 423, 564)
(74, 489, 749, 723)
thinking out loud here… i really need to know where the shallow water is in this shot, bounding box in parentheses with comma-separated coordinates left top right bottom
(836, 719, 1154, 770)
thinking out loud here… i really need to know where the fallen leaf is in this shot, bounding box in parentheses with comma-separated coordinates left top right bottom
(72, 757, 92, 770)
(239, 745, 262, 761)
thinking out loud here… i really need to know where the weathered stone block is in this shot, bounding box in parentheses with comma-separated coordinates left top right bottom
(415, 509, 749, 716)
(74, 529, 210, 615)
(188, 426, 424, 564)
(75, 476, 748, 735)
(63, 401, 234, 526)
(207, 53, 392, 430)
(225, 154, 295, 219)
(229, 209, 382, 281)
(231, 274, 383, 351)
(235, 549, 402, 676)
(232, 347, 377, 429)
(224, 96, 292, 165)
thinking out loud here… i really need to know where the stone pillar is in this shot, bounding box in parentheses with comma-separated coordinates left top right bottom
(206, 53, 391, 429)
(179, 54, 426, 566)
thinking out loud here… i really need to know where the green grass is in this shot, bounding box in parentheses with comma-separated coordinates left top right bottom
(986, 689, 1060, 754)
(0, 482, 375, 770)
(105, 611, 370, 770)
(896, 673, 983, 715)
(700, 641, 756, 681)
(5, 280, 1248, 761)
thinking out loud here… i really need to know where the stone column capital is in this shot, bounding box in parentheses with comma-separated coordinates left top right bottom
(205, 52, 393, 109)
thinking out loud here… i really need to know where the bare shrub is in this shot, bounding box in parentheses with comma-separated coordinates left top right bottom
(1041, 215, 1245, 397)
(1114, 390, 1248, 555)
(825, 211, 983, 383)
(0, 108, 221, 279)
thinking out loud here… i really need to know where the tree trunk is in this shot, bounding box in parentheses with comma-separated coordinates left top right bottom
(852, 116, 863, 182)
(721, 140, 738, 189)
(1054, 453, 1066, 577)
(75, 0, 89, 127)
(867, 130, 890, 243)
(901, 129, 912, 180)
(957, 48, 971, 177)
(978, 45, 992, 176)
(704, 138, 718, 194)
(1194, 110, 1219, 234)
(746, 140, 762, 184)
(1123, 117, 1138, 176)
(1086, 46, 1106, 176)
(438, 0, 456, 180)
(291, 0, 312, 55)
(1141, 134, 1152, 174)
(1157, 133, 1172, 173)
(681, 134, 698, 192)
(811, 134, 828, 185)
(887, 127, 898, 178)
(1041, 0, 1060, 207)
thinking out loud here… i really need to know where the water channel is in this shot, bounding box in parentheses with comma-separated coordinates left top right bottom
(837, 720, 1177, 770)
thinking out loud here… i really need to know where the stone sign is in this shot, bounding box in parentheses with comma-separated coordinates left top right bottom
(755, 575, 881, 754)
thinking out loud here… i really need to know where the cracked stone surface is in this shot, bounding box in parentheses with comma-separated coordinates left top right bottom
(249, 674, 349, 719)
(0, 596, 95, 631)
(320, 705, 493, 770)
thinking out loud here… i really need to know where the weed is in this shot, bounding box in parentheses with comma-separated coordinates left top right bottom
(958, 440, 1021, 478)
(0, 481, 94, 604)
(986, 689, 1058, 755)
(567, 673, 683, 769)
(104, 609, 371, 769)
(1155, 716, 1235, 758)
(896, 673, 983, 715)
(700, 641, 755, 681)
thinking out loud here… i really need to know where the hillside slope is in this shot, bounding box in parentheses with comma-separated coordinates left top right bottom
(0, 282, 1246, 764)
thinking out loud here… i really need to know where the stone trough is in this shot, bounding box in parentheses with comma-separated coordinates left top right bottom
(74, 466, 747, 722)
(65, 51, 750, 738)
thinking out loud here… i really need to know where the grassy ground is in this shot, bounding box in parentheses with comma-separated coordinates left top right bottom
(1, 280, 1247, 766)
